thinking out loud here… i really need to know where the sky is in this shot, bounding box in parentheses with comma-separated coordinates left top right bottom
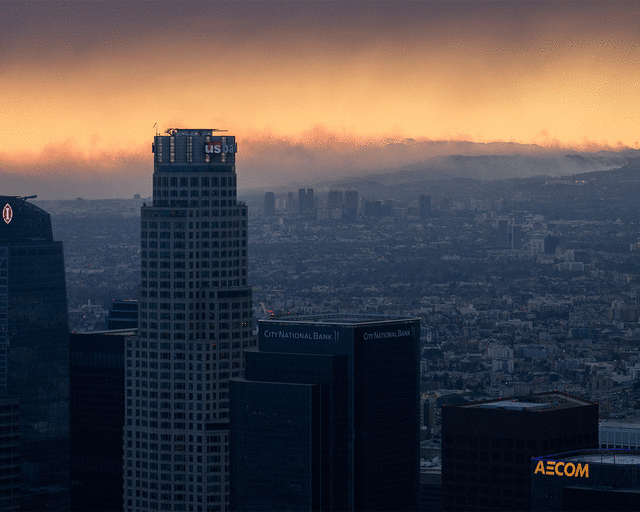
(1, 1, 639, 199)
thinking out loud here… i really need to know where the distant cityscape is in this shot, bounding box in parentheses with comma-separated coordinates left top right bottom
(21, 158, 640, 511)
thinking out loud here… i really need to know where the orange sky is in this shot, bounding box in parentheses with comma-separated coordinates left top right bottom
(1, 1, 640, 198)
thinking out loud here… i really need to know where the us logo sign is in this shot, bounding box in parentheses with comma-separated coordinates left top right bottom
(2, 204, 12, 225)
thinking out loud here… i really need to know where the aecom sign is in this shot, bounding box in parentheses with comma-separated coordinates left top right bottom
(534, 460, 589, 478)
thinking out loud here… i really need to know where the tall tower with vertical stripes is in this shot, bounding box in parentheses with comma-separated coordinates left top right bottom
(124, 129, 255, 512)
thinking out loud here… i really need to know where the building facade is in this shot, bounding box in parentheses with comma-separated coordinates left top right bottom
(442, 392, 598, 512)
(124, 129, 256, 512)
(107, 299, 139, 330)
(531, 450, 640, 511)
(229, 314, 421, 511)
(0, 196, 70, 510)
(71, 330, 130, 512)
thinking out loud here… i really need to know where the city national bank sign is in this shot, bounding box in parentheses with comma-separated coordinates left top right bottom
(363, 328, 412, 341)
(534, 460, 589, 478)
(263, 329, 338, 343)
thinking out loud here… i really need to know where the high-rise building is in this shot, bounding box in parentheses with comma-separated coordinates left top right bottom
(497, 219, 509, 247)
(298, 188, 307, 214)
(229, 314, 420, 511)
(71, 330, 130, 512)
(263, 192, 275, 218)
(106, 299, 139, 330)
(124, 129, 256, 512)
(442, 392, 598, 512)
(344, 190, 358, 222)
(420, 195, 431, 219)
(0, 196, 70, 510)
(0, 394, 20, 512)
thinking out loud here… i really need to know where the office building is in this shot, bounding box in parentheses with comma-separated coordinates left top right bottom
(497, 219, 509, 247)
(420, 195, 431, 219)
(345, 190, 358, 222)
(124, 129, 256, 512)
(531, 450, 640, 511)
(0, 196, 70, 510)
(0, 394, 19, 512)
(71, 330, 130, 511)
(229, 314, 420, 511)
(599, 421, 640, 450)
(263, 192, 275, 218)
(107, 299, 139, 330)
(442, 392, 598, 512)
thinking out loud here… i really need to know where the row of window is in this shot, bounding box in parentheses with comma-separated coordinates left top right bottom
(142, 221, 245, 229)
(142, 230, 245, 240)
(153, 176, 236, 188)
(142, 248, 245, 260)
(152, 200, 243, 210)
(153, 190, 236, 199)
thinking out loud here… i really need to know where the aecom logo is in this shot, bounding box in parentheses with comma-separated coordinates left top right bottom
(534, 460, 589, 478)
(204, 142, 237, 154)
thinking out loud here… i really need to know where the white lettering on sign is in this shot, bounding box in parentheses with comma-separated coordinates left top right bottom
(263, 330, 333, 341)
(363, 329, 411, 341)
(204, 142, 238, 154)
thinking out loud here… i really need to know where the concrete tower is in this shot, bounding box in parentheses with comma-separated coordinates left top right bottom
(124, 129, 256, 512)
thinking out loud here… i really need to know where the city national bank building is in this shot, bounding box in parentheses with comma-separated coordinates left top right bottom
(229, 314, 420, 511)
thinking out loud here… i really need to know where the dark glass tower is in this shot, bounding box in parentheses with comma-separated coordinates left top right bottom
(71, 330, 129, 512)
(230, 314, 420, 511)
(0, 196, 70, 510)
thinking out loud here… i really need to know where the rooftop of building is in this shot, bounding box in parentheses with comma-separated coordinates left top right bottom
(163, 128, 229, 137)
(534, 449, 640, 465)
(453, 391, 595, 412)
(261, 313, 420, 326)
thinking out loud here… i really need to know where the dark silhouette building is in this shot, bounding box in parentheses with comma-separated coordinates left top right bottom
(106, 299, 138, 330)
(0, 395, 20, 511)
(442, 392, 598, 512)
(70, 330, 130, 512)
(345, 190, 358, 222)
(230, 314, 420, 511)
(0, 196, 70, 510)
(263, 192, 276, 217)
(420, 195, 431, 219)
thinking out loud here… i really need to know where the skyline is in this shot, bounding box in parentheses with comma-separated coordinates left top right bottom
(2, 1, 640, 198)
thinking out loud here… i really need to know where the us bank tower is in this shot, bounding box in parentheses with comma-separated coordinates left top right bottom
(124, 129, 256, 512)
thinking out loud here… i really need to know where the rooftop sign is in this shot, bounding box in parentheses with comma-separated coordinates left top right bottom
(205, 142, 237, 155)
(534, 460, 589, 478)
(3, 204, 12, 224)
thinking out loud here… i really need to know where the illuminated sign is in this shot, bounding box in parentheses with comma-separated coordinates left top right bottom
(204, 142, 238, 154)
(262, 329, 337, 342)
(363, 329, 411, 341)
(534, 460, 589, 478)
(2, 204, 12, 224)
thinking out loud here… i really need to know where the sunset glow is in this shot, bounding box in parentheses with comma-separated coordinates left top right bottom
(2, 1, 640, 198)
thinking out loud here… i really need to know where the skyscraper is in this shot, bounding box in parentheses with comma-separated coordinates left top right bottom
(263, 192, 275, 218)
(419, 195, 431, 219)
(344, 190, 358, 222)
(229, 314, 420, 511)
(71, 330, 129, 512)
(124, 129, 256, 512)
(442, 392, 598, 512)
(0, 196, 70, 510)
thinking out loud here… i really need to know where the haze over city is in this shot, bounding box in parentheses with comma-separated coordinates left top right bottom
(2, 0, 640, 198)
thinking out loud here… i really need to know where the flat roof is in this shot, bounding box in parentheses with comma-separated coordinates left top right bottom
(456, 391, 595, 411)
(535, 450, 640, 465)
(261, 313, 419, 326)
